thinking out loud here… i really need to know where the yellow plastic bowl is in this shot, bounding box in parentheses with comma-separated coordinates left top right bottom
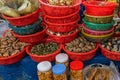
(81, 28, 114, 42)
(84, 11, 114, 24)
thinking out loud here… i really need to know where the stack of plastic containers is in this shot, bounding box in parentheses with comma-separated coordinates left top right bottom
(2, 9, 47, 43)
(82, 1, 117, 42)
(39, 0, 82, 43)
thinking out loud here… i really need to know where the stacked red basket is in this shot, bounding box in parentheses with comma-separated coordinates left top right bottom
(39, 0, 82, 43)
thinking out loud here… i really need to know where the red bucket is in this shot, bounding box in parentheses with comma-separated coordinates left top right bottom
(83, 1, 117, 16)
(2, 9, 40, 26)
(26, 39, 62, 62)
(63, 44, 99, 61)
(39, 0, 82, 17)
(44, 16, 80, 33)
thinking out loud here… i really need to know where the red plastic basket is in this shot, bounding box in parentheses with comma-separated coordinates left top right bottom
(26, 39, 62, 62)
(2, 9, 40, 26)
(45, 9, 79, 24)
(0, 30, 28, 65)
(12, 23, 47, 43)
(0, 47, 26, 65)
(99, 44, 120, 61)
(44, 16, 79, 33)
(46, 28, 80, 43)
(82, 24, 114, 35)
(39, 0, 81, 17)
(63, 44, 99, 61)
(113, 33, 120, 37)
(83, 1, 117, 16)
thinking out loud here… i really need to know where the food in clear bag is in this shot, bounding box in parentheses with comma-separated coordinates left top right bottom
(70, 61, 84, 80)
(52, 64, 67, 80)
(0, 0, 39, 17)
(37, 61, 53, 80)
(83, 64, 116, 80)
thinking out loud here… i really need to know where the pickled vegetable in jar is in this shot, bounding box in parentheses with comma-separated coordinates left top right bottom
(55, 53, 69, 75)
(52, 64, 67, 80)
(70, 61, 84, 80)
(37, 61, 53, 80)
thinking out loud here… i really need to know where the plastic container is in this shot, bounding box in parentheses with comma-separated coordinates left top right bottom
(45, 9, 79, 24)
(70, 61, 84, 80)
(39, 0, 82, 17)
(82, 24, 114, 36)
(0, 20, 9, 37)
(84, 11, 114, 24)
(26, 39, 62, 62)
(83, 18, 115, 31)
(8, 18, 42, 35)
(0, 47, 26, 65)
(83, 1, 117, 16)
(37, 61, 53, 80)
(46, 28, 79, 43)
(12, 23, 47, 43)
(81, 28, 114, 42)
(99, 44, 120, 61)
(63, 43, 98, 61)
(2, 9, 39, 26)
(55, 53, 69, 75)
(44, 16, 79, 33)
(52, 64, 67, 80)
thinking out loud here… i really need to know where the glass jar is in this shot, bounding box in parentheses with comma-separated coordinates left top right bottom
(37, 61, 53, 80)
(55, 53, 69, 74)
(70, 61, 84, 80)
(52, 64, 67, 80)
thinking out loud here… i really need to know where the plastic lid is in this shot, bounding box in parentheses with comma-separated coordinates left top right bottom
(37, 61, 52, 72)
(56, 53, 68, 63)
(52, 64, 66, 75)
(70, 61, 84, 70)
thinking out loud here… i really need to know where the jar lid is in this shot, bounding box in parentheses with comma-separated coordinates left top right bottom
(70, 61, 84, 70)
(52, 64, 66, 75)
(56, 53, 68, 63)
(37, 61, 52, 72)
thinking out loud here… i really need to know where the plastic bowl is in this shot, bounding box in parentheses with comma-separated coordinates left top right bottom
(39, 0, 81, 17)
(8, 18, 42, 35)
(46, 28, 80, 43)
(12, 23, 47, 43)
(82, 24, 114, 35)
(81, 28, 114, 42)
(2, 9, 40, 26)
(99, 44, 120, 61)
(83, 1, 117, 16)
(0, 47, 26, 65)
(0, 31, 27, 65)
(83, 18, 115, 31)
(44, 16, 79, 33)
(26, 39, 62, 62)
(63, 43, 98, 61)
(45, 9, 79, 24)
(84, 11, 114, 24)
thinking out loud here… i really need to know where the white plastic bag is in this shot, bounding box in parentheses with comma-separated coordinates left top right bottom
(110, 61, 120, 80)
